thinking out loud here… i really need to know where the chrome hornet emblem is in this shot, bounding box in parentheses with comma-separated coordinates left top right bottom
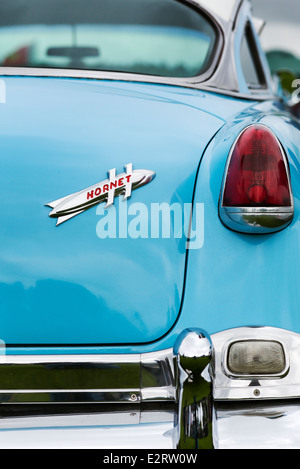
(46, 163, 155, 225)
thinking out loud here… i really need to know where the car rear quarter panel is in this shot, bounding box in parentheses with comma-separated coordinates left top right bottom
(179, 100, 300, 338)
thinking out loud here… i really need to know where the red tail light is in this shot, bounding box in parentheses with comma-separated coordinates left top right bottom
(219, 124, 294, 233)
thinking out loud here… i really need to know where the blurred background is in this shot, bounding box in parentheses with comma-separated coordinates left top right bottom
(251, 0, 300, 79)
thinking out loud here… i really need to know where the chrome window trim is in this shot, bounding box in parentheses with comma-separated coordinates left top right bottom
(218, 123, 295, 234)
(0, 67, 275, 101)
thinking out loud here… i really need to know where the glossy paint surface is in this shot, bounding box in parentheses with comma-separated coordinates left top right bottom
(0, 77, 252, 347)
(132, 101, 300, 354)
(2, 77, 299, 353)
(86, 101, 299, 355)
(179, 104, 300, 339)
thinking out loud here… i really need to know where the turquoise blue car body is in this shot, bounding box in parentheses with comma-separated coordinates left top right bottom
(1, 0, 300, 450)
(0, 76, 299, 355)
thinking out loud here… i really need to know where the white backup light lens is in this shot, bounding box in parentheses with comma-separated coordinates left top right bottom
(227, 340, 286, 375)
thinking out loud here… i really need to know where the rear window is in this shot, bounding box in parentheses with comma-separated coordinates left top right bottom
(0, 0, 218, 78)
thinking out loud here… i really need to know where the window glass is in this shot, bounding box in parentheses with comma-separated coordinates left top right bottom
(241, 23, 266, 88)
(0, 0, 218, 78)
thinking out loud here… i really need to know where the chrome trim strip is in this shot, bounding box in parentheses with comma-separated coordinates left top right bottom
(0, 354, 140, 364)
(0, 66, 216, 86)
(0, 67, 275, 101)
(0, 391, 141, 404)
(0, 410, 175, 431)
(0, 409, 175, 449)
(220, 206, 293, 213)
(0, 349, 175, 404)
(219, 209, 294, 234)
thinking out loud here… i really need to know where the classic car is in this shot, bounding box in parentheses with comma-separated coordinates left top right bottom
(0, 0, 300, 450)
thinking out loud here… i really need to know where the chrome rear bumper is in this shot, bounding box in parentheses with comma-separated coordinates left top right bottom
(1, 401, 300, 449)
(1, 326, 300, 448)
(1, 325, 299, 404)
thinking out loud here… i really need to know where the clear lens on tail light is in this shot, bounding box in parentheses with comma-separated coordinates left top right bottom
(227, 340, 286, 376)
(219, 124, 294, 233)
